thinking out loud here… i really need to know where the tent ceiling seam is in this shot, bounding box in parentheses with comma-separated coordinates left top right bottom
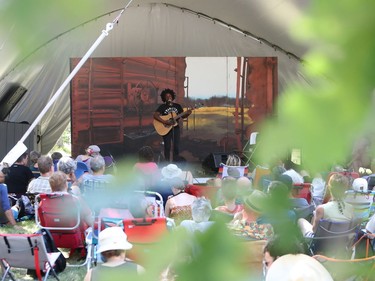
(0, 3, 303, 83)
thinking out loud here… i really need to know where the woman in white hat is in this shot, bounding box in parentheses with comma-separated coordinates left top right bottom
(84, 227, 144, 281)
(164, 177, 197, 225)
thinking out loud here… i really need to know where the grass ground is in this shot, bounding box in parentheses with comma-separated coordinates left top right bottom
(0, 220, 87, 280)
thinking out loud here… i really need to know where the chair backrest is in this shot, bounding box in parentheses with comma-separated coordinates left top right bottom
(314, 254, 375, 281)
(75, 161, 89, 180)
(252, 165, 271, 189)
(311, 219, 361, 257)
(0, 233, 50, 270)
(293, 183, 312, 204)
(344, 191, 375, 220)
(217, 164, 249, 179)
(35, 193, 85, 249)
(185, 184, 219, 203)
(81, 178, 111, 212)
(122, 217, 168, 264)
(134, 190, 165, 217)
(123, 217, 168, 244)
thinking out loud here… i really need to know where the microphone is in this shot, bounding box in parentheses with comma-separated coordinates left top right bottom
(167, 99, 173, 106)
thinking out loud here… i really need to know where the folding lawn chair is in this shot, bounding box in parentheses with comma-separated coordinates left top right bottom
(292, 183, 312, 204)
(35, 193, 93, 269)
(314, 254, 375, 281)
(306, 218, 361, 258)
(216, 164, 249, 179)
(345, 190, 375, 222)
(0, 233, 61, 281)
(80, 179, 112, 213)
(122, 217, 169, 264)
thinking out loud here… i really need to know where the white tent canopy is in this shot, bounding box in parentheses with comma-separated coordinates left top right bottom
(0, 0, 311, 153)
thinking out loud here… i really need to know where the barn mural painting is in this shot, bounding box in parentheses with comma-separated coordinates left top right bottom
(70, 57, 277, 169)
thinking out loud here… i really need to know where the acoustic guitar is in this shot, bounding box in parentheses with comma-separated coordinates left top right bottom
(153, 104, 203, 136)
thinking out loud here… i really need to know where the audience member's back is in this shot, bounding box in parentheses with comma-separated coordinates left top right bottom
(4, 152, 34, 198)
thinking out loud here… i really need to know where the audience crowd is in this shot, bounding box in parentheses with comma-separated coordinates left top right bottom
(1, 147, 375, 280)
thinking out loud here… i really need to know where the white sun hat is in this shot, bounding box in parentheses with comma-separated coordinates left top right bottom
(161, 164, 182, 179)
(97, 227, 132, 253)
(266, 254, 333, 281)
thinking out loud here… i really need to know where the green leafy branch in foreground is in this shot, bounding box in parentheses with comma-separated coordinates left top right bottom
(258, 0, 375, 173)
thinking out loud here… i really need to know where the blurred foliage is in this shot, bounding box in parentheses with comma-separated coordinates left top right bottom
(2, 0, 375, 280)
(258, 0, 375, 173)
(0, 0, 104, 60)
(49, 123, 72, 156)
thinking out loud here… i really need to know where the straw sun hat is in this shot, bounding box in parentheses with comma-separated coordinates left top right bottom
(97, 227, 132, 253)
(266, 254, 333, 281)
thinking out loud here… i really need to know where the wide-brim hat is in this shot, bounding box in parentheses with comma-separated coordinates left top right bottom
(265, 254, 333, 281)
(97, 227, 132, 253)
(243, 190, 267, 213)
(161, 164, 182, 179)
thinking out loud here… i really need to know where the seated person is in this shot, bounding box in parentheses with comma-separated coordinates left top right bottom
(80, 155, 114, 192)
(29, 150, 41, 178)
(311, 173, 326, 207)
(264, 181, 298, 236)
(0, 168, 23, 230)
(215, 177, 244, 215)
(278, 174, 310, 209)
(180, 197, 214, 234)
(51, 151, 63, 172)
(298, 173, 354, 238)
(173, 156, 194, 185)
(263, 234, 305, 276)
(133, 146, 160, 189)
(57, 156, 82, 195)
(27, 155, 54, 194)
(75, 144, 101, 172)
(84, 227, 144, 281)
(5, 152, 34, 199)
(165, 177, 197, 226)
(179, 197, 215, 259)
(49, 171, 93, 227)
(152, 164, 183, 209)
(228, 190, 274, 240)
(345, 177, 374, 219)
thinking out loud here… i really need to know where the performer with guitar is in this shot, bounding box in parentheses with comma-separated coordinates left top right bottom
(153, 88, 192, 162)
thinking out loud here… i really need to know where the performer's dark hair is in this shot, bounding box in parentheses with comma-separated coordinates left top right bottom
(160, 88, 176, 102)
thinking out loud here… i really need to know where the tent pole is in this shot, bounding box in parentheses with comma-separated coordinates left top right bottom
(1, 8, 126, 166)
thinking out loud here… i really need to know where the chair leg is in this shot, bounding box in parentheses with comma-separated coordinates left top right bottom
(44, 267, 60, 281)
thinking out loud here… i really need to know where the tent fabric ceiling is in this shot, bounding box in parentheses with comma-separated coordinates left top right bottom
(0, 1, 311, 154)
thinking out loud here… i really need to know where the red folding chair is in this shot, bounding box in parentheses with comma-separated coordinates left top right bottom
(35, 193, 92, 268)
(292, 183, 312, 204)
(123, 217, 168, 264)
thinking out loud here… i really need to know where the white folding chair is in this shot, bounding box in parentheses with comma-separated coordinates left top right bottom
(0, 233, 61, 281)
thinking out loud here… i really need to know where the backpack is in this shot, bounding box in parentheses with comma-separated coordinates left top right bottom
(15, 194, 35, 219)
(27, 228, 67, 277)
